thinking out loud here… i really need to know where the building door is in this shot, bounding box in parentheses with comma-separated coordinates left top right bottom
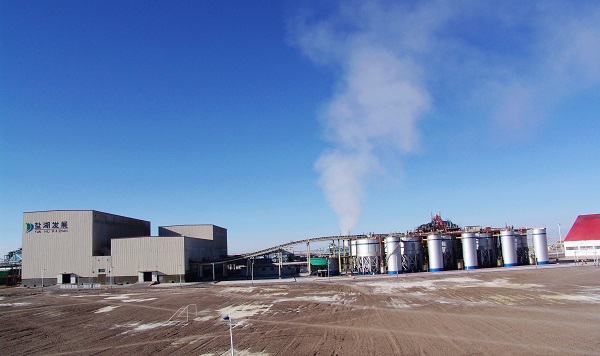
(61, 274, 71, 284)
(97, 274, 106, 284)
(143, 271, 152, 282)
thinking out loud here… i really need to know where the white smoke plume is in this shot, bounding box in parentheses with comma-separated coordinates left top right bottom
(315, 48, 430, 234)
(289, 1, 600, 234)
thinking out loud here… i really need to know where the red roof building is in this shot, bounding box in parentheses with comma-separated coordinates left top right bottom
(564, 214, 600, 258)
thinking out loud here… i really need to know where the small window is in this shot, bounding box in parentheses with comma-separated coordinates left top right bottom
(98, 268, 106, 273)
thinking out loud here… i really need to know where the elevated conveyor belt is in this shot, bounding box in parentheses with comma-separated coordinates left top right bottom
(194, 234, 369, 265)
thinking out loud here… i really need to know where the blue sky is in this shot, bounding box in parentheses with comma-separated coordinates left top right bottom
(1, 1, 599, 255)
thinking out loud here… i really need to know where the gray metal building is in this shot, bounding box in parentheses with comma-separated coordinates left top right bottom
(112, 225, 228, 283)
(22, 210, 227, 286)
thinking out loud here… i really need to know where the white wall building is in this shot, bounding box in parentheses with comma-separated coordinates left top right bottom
(22, 210, 227, 286)
(112, 225, 228, 283)
(564, 214, 600, 260)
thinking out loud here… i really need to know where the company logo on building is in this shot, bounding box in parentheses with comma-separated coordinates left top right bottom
(26, 223, 35, 233)
(25, 221, 69, 234)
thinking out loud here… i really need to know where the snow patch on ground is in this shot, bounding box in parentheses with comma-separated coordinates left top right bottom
(104, 294, 144, 300)
(0, 302, 31, 307)
(67, 295, 103, 298)
(199, 350, 270, 356)
(217, 303, 272, 319)
(274, 293, 356, 304)
(220, 287, 256, 294)
(472, 278, 543, 290)
(193, 315, 214, 322)
(121, 298, 157, 303)
(361, 276, 481, 293)
(94, 305, 120, 313)
(542, 294, 600, 303)
(388, 298, 419, 309)
(116, 321, 179, 334)
(361, 276, 542, 294)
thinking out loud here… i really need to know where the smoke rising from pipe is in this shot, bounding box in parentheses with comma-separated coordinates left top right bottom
(316, 48, 430, 234)
(291, 3, 434, 234)
(289, 1, 600, 234)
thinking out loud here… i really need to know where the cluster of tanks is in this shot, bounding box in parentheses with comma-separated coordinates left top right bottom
(348, 227, 549, 275)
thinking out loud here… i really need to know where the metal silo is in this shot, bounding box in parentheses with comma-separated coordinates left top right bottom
(532, 228, 549, 264)
(462, 232, 478, 270)
(427, 234, 444, 272)
(401, 236, 423, 272)
(476, 232, 496, 268)
(355, 238, 380, 274)
(442, 235, 458, 270)
(516, 231, 529, 265)
(385, 235, 402, 274)
(500, 229, 518, 267)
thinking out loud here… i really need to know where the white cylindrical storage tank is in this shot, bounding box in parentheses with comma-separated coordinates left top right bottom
(356, 238, 379, 257)
(500, 230, 518, 267)
(532, 228, 549, 264)
(385, 236, 402, 274)
(461, 232, 478, 270)
(427, 234, 444, 272)
(350, 240, 357, 257)
(356, 238, 380, 275)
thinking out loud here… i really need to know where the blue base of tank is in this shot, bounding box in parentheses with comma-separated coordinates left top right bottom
(429, 268, 444, 272)
(537, 261, 549, 265)
(387, 271, 402, 274)
(504, 263, 518, 267)
(465, 266, 478, 270)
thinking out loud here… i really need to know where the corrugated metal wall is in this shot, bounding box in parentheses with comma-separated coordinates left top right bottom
(160, 225, 228, 259)
(22, 211, 227, 281)
(22, 211, 94, 279)
(22, 210, 151, 280)
(111, 236, 185, 276)
(159, 224, 215, 238)
(92, 212, 150, 255)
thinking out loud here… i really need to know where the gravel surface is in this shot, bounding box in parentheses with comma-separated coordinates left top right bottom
(1, 264, 598, 355)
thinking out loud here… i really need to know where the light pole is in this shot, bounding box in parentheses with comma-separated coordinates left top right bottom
(558, 223, 562, 244)
(223, 315, 234, 356)
(251, 258, 254, 286)
(179, 263, 182, 287)
(41, 267, 45, 291)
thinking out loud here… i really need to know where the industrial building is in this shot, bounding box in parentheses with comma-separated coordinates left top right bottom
(21, 210, 227, 287)
(224, 216, 551, 281)
(21, 210, 557, 286)
(0, 248, 21, 285)
(564, 214, 600, 260)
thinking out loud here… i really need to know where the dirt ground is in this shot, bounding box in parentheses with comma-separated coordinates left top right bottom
(1, 264, 599, 356)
